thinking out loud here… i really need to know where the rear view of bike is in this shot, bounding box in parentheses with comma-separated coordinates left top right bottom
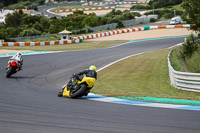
(6, 60, 19, 78)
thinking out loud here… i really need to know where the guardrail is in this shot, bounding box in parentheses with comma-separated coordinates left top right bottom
(168, 50, 200, 92)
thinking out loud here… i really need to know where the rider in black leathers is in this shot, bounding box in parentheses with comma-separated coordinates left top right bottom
(70, 65, 97, 96)
(74, 66, 97, 81)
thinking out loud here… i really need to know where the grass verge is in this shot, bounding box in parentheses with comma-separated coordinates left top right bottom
(92, 48, 200, 101)
(170, 37, 200, 73)
(0, 40, 126, 51)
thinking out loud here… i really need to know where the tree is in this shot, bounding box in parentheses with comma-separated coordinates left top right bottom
(36, 0, 45, 5)
(40, 17, 50, 32)
(148, 0, 183, 8)
(81, 16, 99, 27)
(182, 0, 200, 32)
(106, 9, 123, 17)
(19, 28, 41, 37)
(0, 28, 6, 40)
(180, 34, 198, 60)
(49, 25, 59, 34)
(5, 12, 22, 27)
(0, 0, 18, 7)
(122, 10, 135, 20)
(21, 15, 41, 27)
(0, 0, 45, 9)
(33, 22, 43, 32)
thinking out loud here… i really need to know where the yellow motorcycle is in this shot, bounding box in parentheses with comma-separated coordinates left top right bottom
(58, 75, 96, 98)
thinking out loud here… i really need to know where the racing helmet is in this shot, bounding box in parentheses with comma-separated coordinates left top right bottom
(89, 65, 97, 72)
(17, 52, 22, 55)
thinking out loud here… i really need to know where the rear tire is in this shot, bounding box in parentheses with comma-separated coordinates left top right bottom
(6, 67, 13, 78)
(70, 84, 87, 98)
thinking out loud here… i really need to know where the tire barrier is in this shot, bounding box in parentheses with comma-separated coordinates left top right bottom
(82, 1, 146, 6)
(55, 6, 115, 13)
(168, 50, 200, 93)
(75, 24, 192, 40)
(0, 39, 82, 47)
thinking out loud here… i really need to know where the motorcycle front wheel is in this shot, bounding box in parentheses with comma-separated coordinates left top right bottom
(57, 91, 63, 97)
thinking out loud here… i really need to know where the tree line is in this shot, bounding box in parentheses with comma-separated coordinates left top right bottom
(0, 0, 45, 9)
(0, 9, 140, 41)
(131, 0, 183, 10)
(148, 0, 183, 9)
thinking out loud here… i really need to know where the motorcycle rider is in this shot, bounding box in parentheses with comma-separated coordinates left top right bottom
(58, 65, 97, 97)
(69, 65, 97, 96)
(74, 65, 97, 82)
(8, 52, 23, 70)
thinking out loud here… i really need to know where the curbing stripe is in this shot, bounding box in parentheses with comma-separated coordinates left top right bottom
(54, 2, 148, 13)
(0, 50, 74, 58)
(0, 51, 58, 57)
(176, 106, 200, 110)
(75, 24, 193, 41)
(0, 39, 82, 47)
(55, 6, 116, 13)
(112, 100, 150, 105)
(82, 1, 146, 6)
(84, 93, 200, 111)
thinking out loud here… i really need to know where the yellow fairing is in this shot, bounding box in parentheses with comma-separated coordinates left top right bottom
(77, 77, 96, 88)
(62, 86, 70, 97)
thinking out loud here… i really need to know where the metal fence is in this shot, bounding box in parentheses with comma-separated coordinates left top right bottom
(122, 15, 158, 27)
(168, 50, 200, 92)
(73, 23, 118, 34)
(12, 34, 55, 42)
(73, 15, 158, 34)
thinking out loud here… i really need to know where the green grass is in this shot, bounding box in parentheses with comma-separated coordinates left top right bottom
(92, 48, 200, 101)
(158, 4, 184, 11)
(170, 44, 200, 73)
(170, 47, 189, 72)
(0, 40, 126, 51)
(171, 4, 184, 11)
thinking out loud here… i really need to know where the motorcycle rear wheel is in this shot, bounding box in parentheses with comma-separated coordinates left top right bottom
(70, 84, 87, 98)
(6, 67, 13, 78)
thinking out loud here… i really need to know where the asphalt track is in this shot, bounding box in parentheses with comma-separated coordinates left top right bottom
(0, 37, 200, 133)
(38, 3, 76, 18)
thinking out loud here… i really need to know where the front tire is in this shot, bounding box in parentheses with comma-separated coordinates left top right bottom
(57, 91, 63, 97)
(70, 84, 87, 98)
(6, 67, 13, 78)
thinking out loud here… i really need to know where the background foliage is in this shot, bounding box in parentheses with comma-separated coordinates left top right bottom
(182, 0, 200, 32)
(148, 0, 183, 9)
(0, 0, 45, 9)
(0, 9, 139, 41)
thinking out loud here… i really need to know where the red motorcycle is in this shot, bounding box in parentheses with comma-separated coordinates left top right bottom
(6, 60, 20, 78)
